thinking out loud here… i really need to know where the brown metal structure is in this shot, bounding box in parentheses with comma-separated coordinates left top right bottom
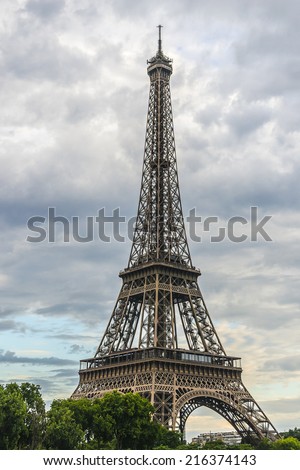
(72, 27, 280, 443)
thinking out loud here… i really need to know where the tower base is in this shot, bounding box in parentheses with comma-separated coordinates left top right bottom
(72, 347, 279, 442)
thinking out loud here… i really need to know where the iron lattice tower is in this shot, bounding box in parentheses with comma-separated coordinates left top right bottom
(72, 27, 279, 443)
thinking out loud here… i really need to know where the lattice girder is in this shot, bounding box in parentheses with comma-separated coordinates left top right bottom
(94, 266, 224, 356)
(128, 48, 191, 269)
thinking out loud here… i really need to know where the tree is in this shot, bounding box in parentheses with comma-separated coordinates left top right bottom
(89, 398, 115, 448)
(45, 400, 84, 450)
(271, 437, 300, 450)
(283, 427, 300, 441)
(98, 391, 156, 449)
(0, 382, 46, 449)
(45, 391, 161, 449)
(59, 398, 96, 445)
(202, 439, 228, 450)
(153, 425, 182, 449)
(0, 384, 27, 449)
(230, 443, 254, 450)
(55, 398, 111, 449)
(256, 437, 272, 450)
(19, 383, 46, 449)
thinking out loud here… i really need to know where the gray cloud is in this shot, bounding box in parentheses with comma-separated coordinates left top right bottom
(262, 397, 300, 414)
(263, 355, 300, 372)
(0, 320, 27, 333)
(25, 0, 65, 19)
(68, 344, 88, 355)
(2, 31, 92, 84)
(0, 350, 77, 366)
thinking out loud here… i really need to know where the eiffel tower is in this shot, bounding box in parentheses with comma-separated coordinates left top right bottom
(72, 27, 280, 443)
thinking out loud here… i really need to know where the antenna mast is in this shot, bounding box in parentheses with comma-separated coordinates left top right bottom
(157, 24, 163, 53)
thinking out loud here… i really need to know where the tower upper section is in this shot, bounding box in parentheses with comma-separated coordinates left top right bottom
(147, 25, 173, 80)
(128, 26, 193, 270)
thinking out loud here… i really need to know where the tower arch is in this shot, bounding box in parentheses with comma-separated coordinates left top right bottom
(175, 388, 275, 442)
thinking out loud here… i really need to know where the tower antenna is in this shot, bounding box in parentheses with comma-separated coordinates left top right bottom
(157, 24, 163, 53)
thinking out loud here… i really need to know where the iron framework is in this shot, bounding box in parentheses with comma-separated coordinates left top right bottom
(72, 27, 280, 443)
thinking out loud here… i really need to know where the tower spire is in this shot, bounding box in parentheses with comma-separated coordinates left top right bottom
(157, 24, 163, 53)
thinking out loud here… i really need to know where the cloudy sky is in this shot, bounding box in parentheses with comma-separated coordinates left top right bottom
(1, 0, 300, 440)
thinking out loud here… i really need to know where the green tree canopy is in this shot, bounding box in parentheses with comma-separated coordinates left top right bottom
(98, 391, 155, 449)
(45, 400, 84, 450)
(0, 383, 27, 450)
(19, 382, 46, 449)
(44, 391, 166, 450)
(1, 382, 299, 450)
(202, 439, 228, 450)
(283, 427, 300, 441)
(271, 436, 300, 450)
